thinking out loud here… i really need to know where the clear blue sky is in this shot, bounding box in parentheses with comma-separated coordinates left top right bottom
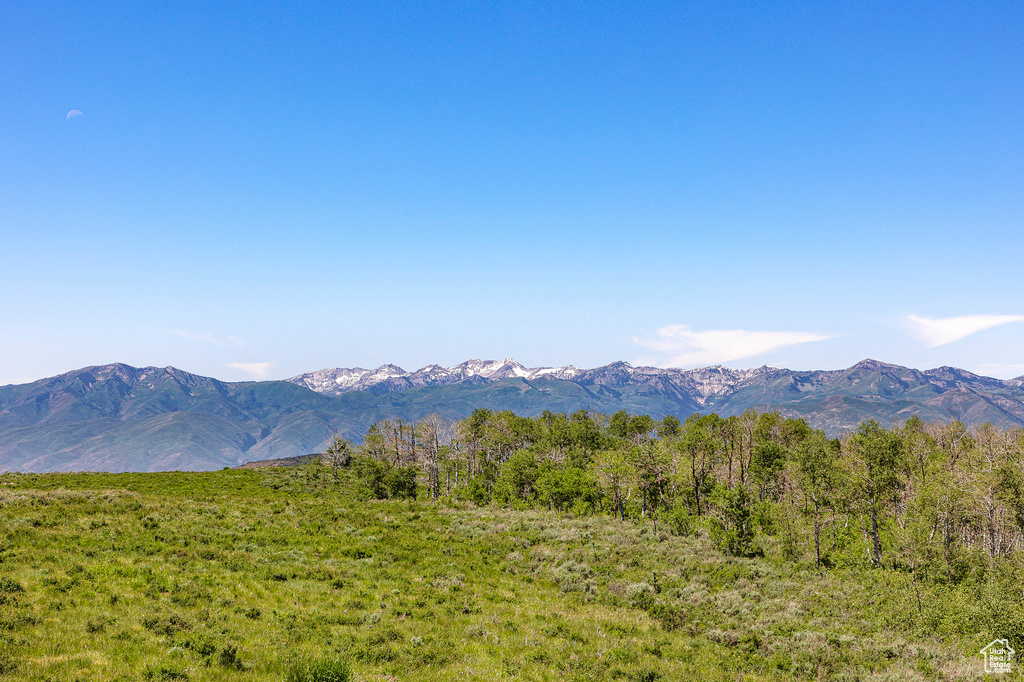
(2, 1, 1022, 384)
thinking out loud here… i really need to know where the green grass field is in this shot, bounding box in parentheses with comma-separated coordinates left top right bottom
(0, 465, 1015, 681)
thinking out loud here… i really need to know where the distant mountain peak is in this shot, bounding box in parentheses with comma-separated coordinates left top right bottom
(284, 358, 1024, 421)
(288, 358, 587, 395)
(5, 358, 1024, 473)
(849, 358, 896, 370)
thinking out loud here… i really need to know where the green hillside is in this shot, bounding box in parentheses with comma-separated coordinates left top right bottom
(0, 465, 1012, 681)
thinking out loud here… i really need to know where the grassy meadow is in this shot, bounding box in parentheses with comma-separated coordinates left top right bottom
(0, 464, 1017, 681)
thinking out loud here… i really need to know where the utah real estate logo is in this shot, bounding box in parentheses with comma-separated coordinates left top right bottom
(981, 638, 1015, 674)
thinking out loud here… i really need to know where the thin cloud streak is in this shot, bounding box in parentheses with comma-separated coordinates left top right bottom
(142, 327, 243, 347)
(226, 362, 275, 379)
(634, 325, 832, 368)
(906, 314, 1024, 348)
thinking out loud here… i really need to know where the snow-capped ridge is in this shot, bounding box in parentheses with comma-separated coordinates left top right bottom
(286, 357, 1024, 406)
(287, 358, 776, 400)
(288, 358, 591, 396)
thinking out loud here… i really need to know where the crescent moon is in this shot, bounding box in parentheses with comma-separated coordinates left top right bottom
(66, 110, 83, 120)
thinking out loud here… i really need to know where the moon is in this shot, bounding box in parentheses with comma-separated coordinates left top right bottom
(66, 110, 83, 120)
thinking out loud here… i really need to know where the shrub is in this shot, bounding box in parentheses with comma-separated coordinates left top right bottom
(649, 601, 686, 631)
(493, 451, 540, 505)
(384, 465, 418, 499)
(551, 560, 593, 592)
(285, 657, 351, 682)
(738, 631, 762, 653)
(352, 456, 418, 500)
(351, 456, 388, 499)
(0, 649, 16, 675)
(665, 500, 693, 537)
(177, 633, 216, 657)
(626, 582, 656, 610)
(709, 486, 758, 557)
(466, 477, 491, 506)
(218, 644, 243, 670)
(142, 614, 192, 636)
(0, 579, 24, 594)
(142, 664, 188, 681)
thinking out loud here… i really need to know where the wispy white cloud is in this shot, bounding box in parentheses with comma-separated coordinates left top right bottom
(634, 325, 832, 368)
(906, 314, 1024, 348)
(142, 327, 243, 347)
(226, 362, 275, 379)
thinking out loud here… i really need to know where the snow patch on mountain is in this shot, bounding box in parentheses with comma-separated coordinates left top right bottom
(287, 358, 772, 401)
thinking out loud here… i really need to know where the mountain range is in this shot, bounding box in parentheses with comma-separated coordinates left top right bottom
(2, 358, 1023, 472)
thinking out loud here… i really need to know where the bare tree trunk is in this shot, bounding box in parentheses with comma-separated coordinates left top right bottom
(870, 507, 883, 566)
(813, 499, 822, 566)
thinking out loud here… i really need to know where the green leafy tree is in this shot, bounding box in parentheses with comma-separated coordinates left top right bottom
(971, 423, 1020, 559)
(537, 465, 600, 513)
(846, 420, 905, 567)
(750, 440, 787, 502)
(384, 464, 418, 499)
(493, 451, 540, 505)
(594, 449, 635, 521)
(709, 485, 757, 556)
(792, 431, 843, 566)
(678, 414, 724, 516)
(608, 410, 632, 441)
(352, 455, 389, 499)
(630, 440, 671, 529)
(658, 414, 682, 438)
(351, 455, 417, 500)
(363, 423, 386, 461)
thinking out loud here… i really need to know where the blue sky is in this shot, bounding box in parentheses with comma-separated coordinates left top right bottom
(2, 1, 1022, 384)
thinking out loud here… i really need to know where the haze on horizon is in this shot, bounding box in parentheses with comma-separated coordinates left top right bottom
(2, 1, 1022, 385)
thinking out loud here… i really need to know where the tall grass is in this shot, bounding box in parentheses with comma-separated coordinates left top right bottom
(0, 466, 1003, 680)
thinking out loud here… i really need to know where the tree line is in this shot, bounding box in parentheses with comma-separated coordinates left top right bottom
(325, 408, 1024, 583)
